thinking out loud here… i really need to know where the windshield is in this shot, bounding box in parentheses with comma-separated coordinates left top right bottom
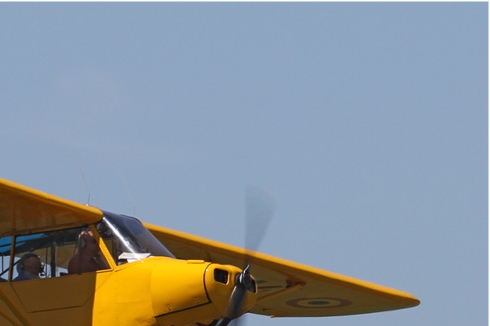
(97, 211, 175, 265)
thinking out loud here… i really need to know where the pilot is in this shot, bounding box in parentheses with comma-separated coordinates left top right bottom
(68, 230, 109, 274)
(14, 253, 42, 281)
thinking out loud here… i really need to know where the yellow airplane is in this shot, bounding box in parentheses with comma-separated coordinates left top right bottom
(0, 178, 419, 326)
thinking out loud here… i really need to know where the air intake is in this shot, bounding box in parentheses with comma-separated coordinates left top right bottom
(214, 269, 229, 284)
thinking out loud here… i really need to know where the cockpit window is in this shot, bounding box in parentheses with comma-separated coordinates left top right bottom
(0, 226, 104, 281)
(97, 211, 175, 266)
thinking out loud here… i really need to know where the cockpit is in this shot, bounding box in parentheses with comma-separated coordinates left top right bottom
(0, 212, 175, 281)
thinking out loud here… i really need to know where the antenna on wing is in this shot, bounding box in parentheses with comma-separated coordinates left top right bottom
(74, 153, 91, 205)
(114, 163, 136, 217)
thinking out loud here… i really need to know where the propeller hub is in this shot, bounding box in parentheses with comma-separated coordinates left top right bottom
(235, 266, 256, 293)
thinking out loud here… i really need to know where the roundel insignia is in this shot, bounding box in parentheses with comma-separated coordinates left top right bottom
(286, 297, 352, 309)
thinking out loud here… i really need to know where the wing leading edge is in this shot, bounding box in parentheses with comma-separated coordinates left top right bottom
(0, 178, 103, 237)
(145, 222, 420, 318)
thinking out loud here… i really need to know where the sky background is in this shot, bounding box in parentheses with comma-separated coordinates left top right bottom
(0, 3, 487, 326)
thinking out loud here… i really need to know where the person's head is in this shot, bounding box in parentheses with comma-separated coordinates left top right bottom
(78, 230, 99, 253)
(17, 253, 41, 276)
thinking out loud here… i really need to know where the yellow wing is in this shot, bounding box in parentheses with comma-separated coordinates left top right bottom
(0, 178, 103, 237)
(145, 222, 420, 317)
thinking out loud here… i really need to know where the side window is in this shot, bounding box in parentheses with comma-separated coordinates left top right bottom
(0, 236, 12, 282)
(13, 230, 79, 280)
(11, 226, 110, 281)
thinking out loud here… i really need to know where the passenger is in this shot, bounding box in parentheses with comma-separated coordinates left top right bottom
(68, 230, 109, 274)
(14, 253, 42, 281)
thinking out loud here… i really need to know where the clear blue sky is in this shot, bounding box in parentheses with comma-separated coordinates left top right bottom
(1, 3, 487, 325)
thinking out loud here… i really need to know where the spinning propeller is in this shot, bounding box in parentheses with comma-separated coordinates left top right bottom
(215, 185, 276, 326)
